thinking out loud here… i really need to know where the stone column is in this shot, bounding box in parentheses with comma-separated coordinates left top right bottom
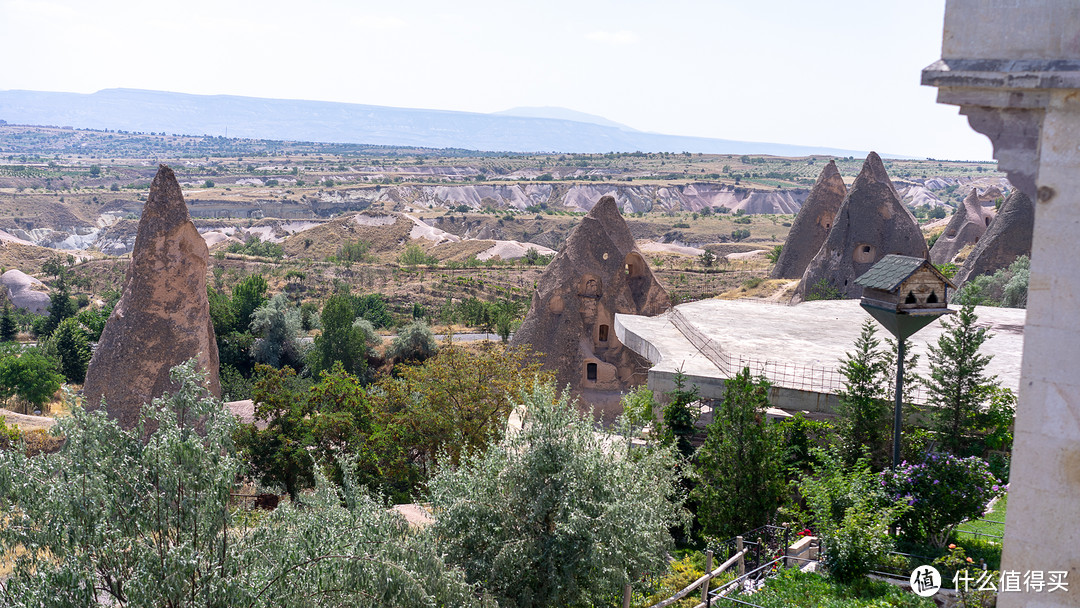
(923, 2, 1080, 606)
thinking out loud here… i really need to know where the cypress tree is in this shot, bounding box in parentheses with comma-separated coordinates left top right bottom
(0, 300, 17, 343)
(923, 304, 997, 455)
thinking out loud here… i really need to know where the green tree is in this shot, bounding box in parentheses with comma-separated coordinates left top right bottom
(766, 244, 783, 264)
(235, 364, 317, 502)
(923, 304, 998, 454)
(377, 342, 547, 482)
(0, 348, 63, 413)
(231, 274, 268, 332)
(699, 249, 716, 267)
(249, 294, 303, 368)
(428, 381, 686, 608)
(355, 293, 394, 328)
(75, 305, 111, 341)
(51, 317, 92, 384)
(387, 319, 437, 363)
(660, 369, 699, 458)
(308, 294, 368, 378)
(0, 300, 17, 342)
(0, 360, 491, 608)
(835, 320, 891, 468)
(692, 368, 785, 540)
(207, 285, 237, 335)
(43, 277, 77, 336)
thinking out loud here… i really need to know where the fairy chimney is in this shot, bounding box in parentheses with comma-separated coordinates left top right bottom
(83, 165, 220, 429)
(795, 152, 929, 301)
(511, 196, 669, 403)
(953, 189, 1034, 287)
(929, 188, 994, 264)
(770, 160, 847, 279)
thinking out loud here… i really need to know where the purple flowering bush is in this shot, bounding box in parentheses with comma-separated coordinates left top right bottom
(881, 453, 1004, 547)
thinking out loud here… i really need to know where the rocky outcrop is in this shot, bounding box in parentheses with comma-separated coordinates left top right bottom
(83, 165, 220, 429)
(511, 195, 669, 402)
(929, 188, 994, 264)
(770, 160, 847, 279)
(953, 189, 1034, 287)
(1, 269, 50, 314)
(795, 152, 929, 301)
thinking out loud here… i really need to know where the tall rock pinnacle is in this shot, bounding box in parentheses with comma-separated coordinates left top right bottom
(510, 196, 669, 413)
(795, 152, 928, 301)
(953, 189, 1034, 287)
(83, 165, 220, 429)
(770, 160, 847, 279)
(929, 188, 994, 265)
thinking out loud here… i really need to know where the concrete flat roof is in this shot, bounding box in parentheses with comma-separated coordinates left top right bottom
(616, 299, 1024, 398)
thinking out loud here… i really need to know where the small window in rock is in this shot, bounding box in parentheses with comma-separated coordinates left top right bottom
(905, 291, 917, 304)
(985, 217, 991, 227)
(927, 291, 939, 304)
(862, 245, 871, 254)
(598, 324, 609, 342)
(586, 363, 597, 381)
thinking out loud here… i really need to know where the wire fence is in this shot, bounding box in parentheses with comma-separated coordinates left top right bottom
(670, 309, 928, 405)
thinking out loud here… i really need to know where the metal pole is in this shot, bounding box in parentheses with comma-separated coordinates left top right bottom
(892, 338, 905, 468)
(702, 550, 713, 606)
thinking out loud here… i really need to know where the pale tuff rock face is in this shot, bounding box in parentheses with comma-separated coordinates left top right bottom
(83, 164, 220, 429)
(770, 160, 847, 280)
(795, 152, 929, 301)
(953, 189, 1033, 288)
(510, 195, 669, 397)
(929, 188, 994, 265)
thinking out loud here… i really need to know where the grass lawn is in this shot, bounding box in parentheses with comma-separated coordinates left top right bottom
(955, 493, 1007, 542)
(734, 568, 935, 607)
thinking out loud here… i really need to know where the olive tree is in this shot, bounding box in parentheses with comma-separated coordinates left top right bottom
(0, 360, 493, 608)
(427, 381, 686, 608)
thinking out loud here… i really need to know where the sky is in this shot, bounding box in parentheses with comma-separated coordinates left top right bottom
(0, 0, 992, 160)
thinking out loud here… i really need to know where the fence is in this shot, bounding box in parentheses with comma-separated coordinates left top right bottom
(637, 528, 819, 608)
(669, 309, 928, 405)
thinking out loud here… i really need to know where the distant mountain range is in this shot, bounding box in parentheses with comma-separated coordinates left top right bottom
(0, 88, 867, 156)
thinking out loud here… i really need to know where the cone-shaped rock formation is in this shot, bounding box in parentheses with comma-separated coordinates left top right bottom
(511, 195, 669, 400)
(953, 189, 1034, 286)
(771, 160, 847, 279)
(930, 188, 994, 264)
(795, 152, 928, 301)
(84, 165, 220, 429)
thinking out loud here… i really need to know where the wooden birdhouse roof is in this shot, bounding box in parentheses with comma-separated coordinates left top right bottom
(854, 254, 956, 292)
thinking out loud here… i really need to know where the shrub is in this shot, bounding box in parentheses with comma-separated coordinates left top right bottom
(954, 255, 1029, 308)
(387, 319, 437, 363)
(799, 449, 904, 583)
(428, 381, 686, 608)
(766, 244, 783, 263)
(807, 278, 843, 301)
(882, 453, 1003, 547)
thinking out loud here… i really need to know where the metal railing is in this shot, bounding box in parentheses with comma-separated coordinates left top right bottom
(670, 309, 928, 404)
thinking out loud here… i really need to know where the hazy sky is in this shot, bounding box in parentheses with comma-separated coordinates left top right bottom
(0, 0, 992, 160)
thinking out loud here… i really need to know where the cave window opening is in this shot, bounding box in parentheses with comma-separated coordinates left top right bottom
(598, 324, 609, 342)
(862, 245, 871, 254)
(586, 363, 597, 381)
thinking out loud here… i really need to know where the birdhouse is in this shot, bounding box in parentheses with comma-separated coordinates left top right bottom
(855, 254, 955, 340)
